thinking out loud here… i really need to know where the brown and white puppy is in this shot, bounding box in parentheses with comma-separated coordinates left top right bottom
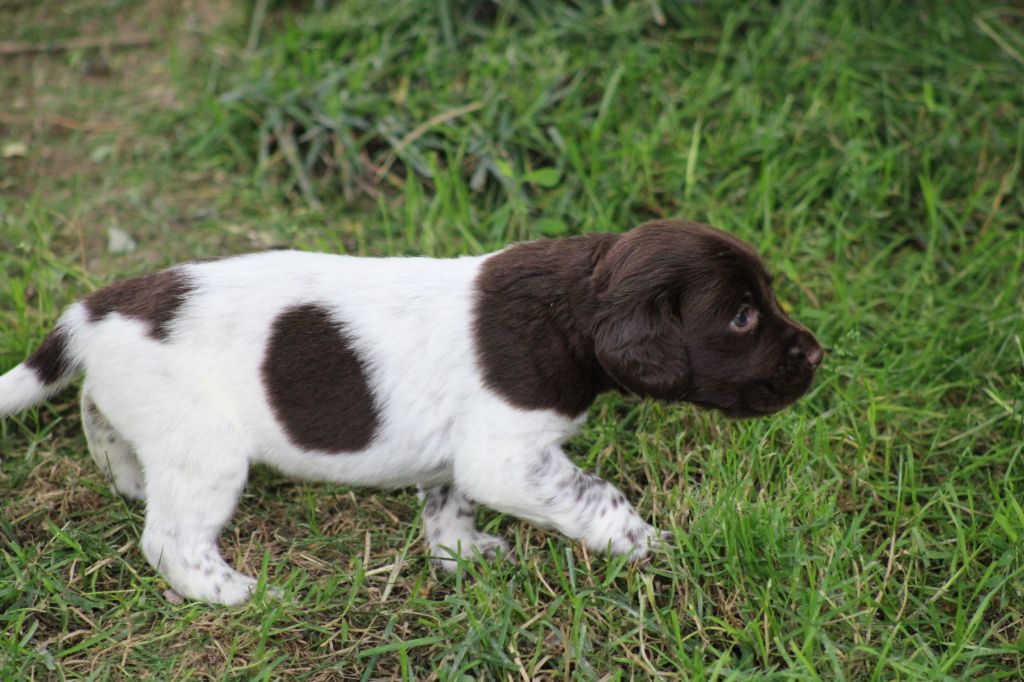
(0, 219, 821, 604)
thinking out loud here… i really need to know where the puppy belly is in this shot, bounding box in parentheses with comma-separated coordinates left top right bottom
(254, 437, 453, 489)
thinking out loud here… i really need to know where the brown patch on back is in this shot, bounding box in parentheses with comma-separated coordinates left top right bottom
(261, 304, 380, 453)
(473, 234, 619, 417)
(25, 326, 73, 385)
(85, 268, 195, 340)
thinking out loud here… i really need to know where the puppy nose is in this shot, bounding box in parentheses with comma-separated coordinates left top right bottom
(790, 334, 823, 369)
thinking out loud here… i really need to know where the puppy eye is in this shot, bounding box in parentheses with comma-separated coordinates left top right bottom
(730, 305, 758, 332)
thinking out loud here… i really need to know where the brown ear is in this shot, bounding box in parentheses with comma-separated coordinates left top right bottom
(590, 222, 697, 400)
(593, 301, 690, 400)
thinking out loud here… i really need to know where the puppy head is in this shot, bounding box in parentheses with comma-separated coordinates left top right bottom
(592, 220, 822, 417)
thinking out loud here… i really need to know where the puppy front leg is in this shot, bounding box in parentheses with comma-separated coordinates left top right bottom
(456, 446, 666, 559)
(418, 483, 510, 571)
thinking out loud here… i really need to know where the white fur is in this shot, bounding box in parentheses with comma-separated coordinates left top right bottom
(0, 250, 663, 604)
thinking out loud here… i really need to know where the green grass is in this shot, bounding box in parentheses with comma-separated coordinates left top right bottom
(1, 0, 1022, 678)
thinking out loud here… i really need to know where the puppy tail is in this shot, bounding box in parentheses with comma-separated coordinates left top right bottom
(0, 304, 86, 415)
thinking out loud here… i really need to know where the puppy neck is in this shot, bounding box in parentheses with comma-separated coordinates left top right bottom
(472, 233, 619, 417)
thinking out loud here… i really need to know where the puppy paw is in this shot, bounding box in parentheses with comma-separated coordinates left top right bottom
(429, 532, 512, 572)
(623, 523, 669, 560)
(169, 568, 258, 605)
(110, 475, 145, 501)
(474, 534, 512, 561)
(208, 572, 259, 605)
(590, 519, 666, 560)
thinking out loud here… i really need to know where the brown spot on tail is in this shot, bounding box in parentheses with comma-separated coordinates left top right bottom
(26, 327, 73, 385)
(85, 268, 195, 340)
(261, 303, 380, 453)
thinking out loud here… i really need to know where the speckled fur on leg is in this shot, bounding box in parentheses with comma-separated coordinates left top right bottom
(419, 483, 510, 571)
(457, 444, 665, 559)
(133, 418, 257, 605)
(140, 458, 255, 605)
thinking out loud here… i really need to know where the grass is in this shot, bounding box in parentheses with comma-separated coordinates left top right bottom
(0, 0, 1022, 678)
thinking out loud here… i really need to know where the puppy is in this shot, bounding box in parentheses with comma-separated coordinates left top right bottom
(0, 219, 821, 604)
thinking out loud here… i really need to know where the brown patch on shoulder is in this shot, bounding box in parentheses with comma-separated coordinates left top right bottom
(473, 234, 618, 417)
(85, 268, 195, 340)
(261, 304, 380, 453)
(25, 326, 73, 385)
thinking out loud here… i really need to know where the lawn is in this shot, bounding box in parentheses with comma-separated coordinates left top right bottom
(1, 0, 1022, 679)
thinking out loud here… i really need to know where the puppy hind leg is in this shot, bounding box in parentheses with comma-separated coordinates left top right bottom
(138, 439, 257, 605)
(81, 391, 145, 501)
(419, 483, 510, 571)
